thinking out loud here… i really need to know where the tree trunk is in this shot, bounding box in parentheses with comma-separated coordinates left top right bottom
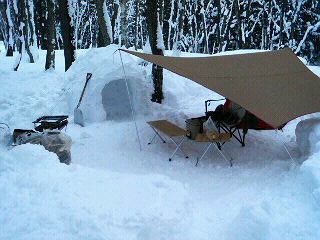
(267, 0, 272, 49)
(34, 0, 47, 49)
(212, 0, 221, 53)
(134, 0, 139, 50)
(279, 0, 287, 48)
(220, 0, 234, 51)
(200, 1, 208, 53)
(95, 0, 111, 47)
(13, 1, 25, 71)
(26, 0, 36, 47)
(261, 0, 268, 49)
(165, 0, 174, 50)
(6, 45, 13, 56)
(146, 0, 164, 104)
(13, 40, 22, 71)
(45, 0, 55, 70)
(21, 0, 34, 63)
(111, 1, 119, 40)
(58, 0, 75, 71)
(234, 0, 243, 49)
(175, 0, 186, 51)
(6, 17, 14, 56)
(2, 1, 13, 56)
(120, 0, 127, 47)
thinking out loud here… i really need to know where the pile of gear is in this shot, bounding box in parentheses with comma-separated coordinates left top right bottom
(1, 116, 72, 165)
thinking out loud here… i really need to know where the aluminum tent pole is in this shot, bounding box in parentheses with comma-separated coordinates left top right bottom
(275, 130, 296, 168)
(119, 50, 142, 151)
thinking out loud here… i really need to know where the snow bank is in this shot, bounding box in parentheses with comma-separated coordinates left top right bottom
(227, 204, 270, 240)
(0, 41, 5, 52)
(296, 118, 320, 155)
(296, 118, 320, 202)
(0, 50, 67, 129)
(0, 145, 191, 239)
(0, 123, 11, 148)
(301, 155, 320, 198)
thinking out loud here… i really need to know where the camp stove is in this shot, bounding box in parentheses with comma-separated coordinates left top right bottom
(11, 116, 72, 164)
(33, 115, 69, 132)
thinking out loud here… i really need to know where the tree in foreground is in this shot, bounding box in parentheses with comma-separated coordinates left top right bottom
(146, 0, 164, 104)
(95, 0, 111, 47)
(58, 0, 75, 71)
(45, 0, 56, 70)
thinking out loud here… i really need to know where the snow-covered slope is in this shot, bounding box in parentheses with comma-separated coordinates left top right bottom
(1, 46, 320, 239)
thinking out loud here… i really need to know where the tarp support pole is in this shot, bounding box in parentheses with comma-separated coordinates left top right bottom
(276, 130, 296, 167)
(119, 51, 142, 151)
(283, 142, 295, 166)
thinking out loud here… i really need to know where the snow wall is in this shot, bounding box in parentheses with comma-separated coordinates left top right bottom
(296, 118, 320, 202)
(66, 45, 151, 123)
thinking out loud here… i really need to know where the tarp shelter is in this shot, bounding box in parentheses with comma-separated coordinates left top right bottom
(120, 48, 320, 128)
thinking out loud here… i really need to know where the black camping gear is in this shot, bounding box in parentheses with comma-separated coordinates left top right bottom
(33, 115, 69, 132)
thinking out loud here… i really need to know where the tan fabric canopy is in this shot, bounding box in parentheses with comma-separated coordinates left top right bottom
(120, 48, 320, 128)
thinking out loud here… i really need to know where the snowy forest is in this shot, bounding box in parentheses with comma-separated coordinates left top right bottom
(2, 1, 320, 239)
(0, 0, 320, 71)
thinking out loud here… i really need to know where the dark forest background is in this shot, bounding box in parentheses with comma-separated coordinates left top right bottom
(0, 0, 319, 101)
(1, 0, 319, 63)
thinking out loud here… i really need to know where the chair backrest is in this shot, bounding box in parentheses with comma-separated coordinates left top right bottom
(224, 99, 285, 130)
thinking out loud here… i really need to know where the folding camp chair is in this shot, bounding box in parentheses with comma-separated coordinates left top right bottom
(147, 120, 189, 161)
(195, 132, 232, 167)
(205, 99, 287, 148)
(204, 99, 246, 148)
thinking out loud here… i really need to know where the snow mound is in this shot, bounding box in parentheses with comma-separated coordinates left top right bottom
(296, 118, 320, 203)
(0, 41, 5, 52)
(0, 145, 191, 239)
(227, 204, 270, 240)
(0, 125, 11, 148)
(301, 155, 320, 199)
(296, 118, 320, 156)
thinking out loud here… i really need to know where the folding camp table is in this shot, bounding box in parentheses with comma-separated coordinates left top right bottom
(147, 120, 189, 161)
(147, 120, 233, 166)
(195, 132, 232, 166)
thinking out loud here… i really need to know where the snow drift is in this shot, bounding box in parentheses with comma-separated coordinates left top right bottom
(0, 145, 191, 240)
(296, 118, 320, 203)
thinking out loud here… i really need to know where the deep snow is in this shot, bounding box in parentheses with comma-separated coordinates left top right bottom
(1, 45, 320, 240)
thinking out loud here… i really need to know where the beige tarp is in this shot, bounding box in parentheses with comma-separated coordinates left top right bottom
(120, 48, 320, 128)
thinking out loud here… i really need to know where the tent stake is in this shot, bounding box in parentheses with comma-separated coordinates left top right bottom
(119, 50, 142, 152)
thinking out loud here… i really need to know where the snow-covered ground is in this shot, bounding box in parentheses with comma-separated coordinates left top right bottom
(1, 45, 320, 240)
